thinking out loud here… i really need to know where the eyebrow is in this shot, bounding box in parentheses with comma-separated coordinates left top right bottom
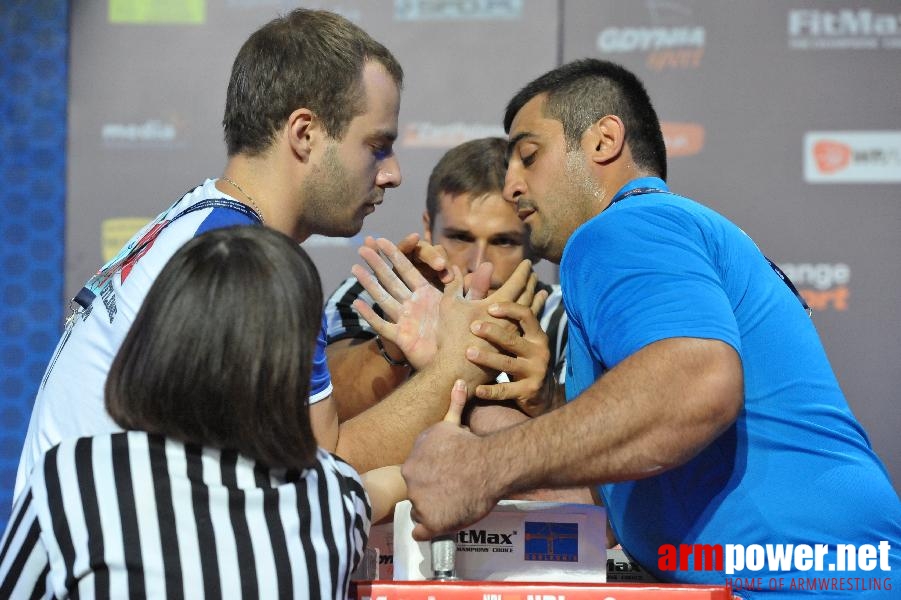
(506, 131, 535, 160)
(370, 129, 397, 143)
(442, 226, 524, 241)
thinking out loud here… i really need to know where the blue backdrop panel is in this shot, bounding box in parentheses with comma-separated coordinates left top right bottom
(0, 0, 68, 531)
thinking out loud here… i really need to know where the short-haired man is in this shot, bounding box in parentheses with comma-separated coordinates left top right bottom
(402, 59, 901, 596)
(15, 10, 518, 502)
(325, 137, 568, 421)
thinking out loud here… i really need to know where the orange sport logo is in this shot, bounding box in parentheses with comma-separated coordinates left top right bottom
(813, 140, 852, 174)
(661, 122, 705, 158)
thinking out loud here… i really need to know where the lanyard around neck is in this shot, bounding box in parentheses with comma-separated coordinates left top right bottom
(603, 185, 812, 316)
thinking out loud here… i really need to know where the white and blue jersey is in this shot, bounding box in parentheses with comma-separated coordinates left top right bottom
(15, 179, 332, 502)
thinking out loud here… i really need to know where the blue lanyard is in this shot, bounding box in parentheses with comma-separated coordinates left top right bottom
(607, 186, 669, 209)
(72, 198, 262, 311)
(605, 185, 812, 316)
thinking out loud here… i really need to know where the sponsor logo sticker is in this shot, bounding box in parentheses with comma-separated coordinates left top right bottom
(804, 131, 901, 183)
(101, 119, 185, 149)
(524, 521, 579, 562)
(780, 262, 851, 312)
(401, 122, 506, 148)
(661, 121, 705, 157)
(109, 0, 205, 24)
(788, 8, 901, 50)
(596, 2, 706, 71)
(394, 0, 522, 21)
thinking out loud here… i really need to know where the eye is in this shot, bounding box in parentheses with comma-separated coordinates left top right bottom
(521, 149, 537, 167)
(447, 233, 473, 243)
(372, 144, 393, 161)
(493, 237, 522, 248)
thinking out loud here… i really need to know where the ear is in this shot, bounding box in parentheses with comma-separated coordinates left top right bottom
(584, 115, 626, 166)
(422, 211, 433, 243)
(286, 108, 316, 162)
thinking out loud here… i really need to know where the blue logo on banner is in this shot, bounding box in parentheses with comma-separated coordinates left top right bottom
(523, 521, 579, 562)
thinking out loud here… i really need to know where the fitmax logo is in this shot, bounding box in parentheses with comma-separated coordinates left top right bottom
(788, 9, 901, 49)
(789, 9, 901, 36)
(458, 529, 514, 545)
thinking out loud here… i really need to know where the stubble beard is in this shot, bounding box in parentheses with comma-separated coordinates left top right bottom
(304, 145, 361, 238)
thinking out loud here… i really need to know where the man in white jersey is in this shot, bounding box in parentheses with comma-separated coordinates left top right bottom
(15, 9, 526, 501)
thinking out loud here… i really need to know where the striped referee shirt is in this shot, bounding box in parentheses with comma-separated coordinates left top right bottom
(0, 432, 370, 599)
(324, 277, 569, 384)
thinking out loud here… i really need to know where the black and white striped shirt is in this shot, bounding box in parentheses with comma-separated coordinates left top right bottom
(324, 277, 569, 384)
(0, 432, 370, 599)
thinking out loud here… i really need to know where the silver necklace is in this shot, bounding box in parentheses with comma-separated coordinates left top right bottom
(221, 175, 265, 224)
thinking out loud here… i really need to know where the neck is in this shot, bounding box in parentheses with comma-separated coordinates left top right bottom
(219, 154, 309, 243)
(596, 163, 654, 213)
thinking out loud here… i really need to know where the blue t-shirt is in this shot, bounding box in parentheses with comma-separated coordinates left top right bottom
(561, 177, 901, 596)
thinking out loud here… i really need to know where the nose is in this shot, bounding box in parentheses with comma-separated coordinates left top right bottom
(377, 155, 402, 188)
(503, 167, 524, 205)
(466, 242, 488, 273)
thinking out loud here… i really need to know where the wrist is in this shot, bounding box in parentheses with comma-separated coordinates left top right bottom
(375, 334, 409, 368)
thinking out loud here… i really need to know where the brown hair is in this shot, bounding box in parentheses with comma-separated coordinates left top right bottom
(223, 8, 403, 156)
(105, 226, 323, 470)
(425, 137, 508, 228)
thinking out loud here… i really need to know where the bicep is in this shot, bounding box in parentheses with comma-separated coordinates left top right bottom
(309, 395, 339, 452)
(565, 214, 741, 369)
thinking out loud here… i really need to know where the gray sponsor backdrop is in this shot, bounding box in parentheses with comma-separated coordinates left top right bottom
(65, 1, 899, 489)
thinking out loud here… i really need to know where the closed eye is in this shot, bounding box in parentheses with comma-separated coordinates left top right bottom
(372, 144, 394, 161)
(447, 232, 474, 243)
(492, 237, 522, 248)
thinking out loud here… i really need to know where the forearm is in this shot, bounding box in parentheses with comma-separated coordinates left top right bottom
(336, 361, 483, 473)
(479, 338, 744, 497)
(361, 465, 407, 524)
(468, 403, 597, 506)
(327, 337, 411, 421)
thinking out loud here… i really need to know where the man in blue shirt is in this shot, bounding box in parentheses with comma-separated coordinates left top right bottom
(402, 59, 901, 597)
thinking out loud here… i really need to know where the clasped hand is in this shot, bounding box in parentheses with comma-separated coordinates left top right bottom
(351, 235, 552, 407)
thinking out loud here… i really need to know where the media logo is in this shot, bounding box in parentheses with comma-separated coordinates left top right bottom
(661, 121, 705, 157)
(789, 8, 901, 50)
(804, 131, 901, 183)
(596, 2, 706, 71)
(780, 262, 851, 313)
(101, 119, 184, 149)
(524, 521, 578, 562)
(401, 122, 506, 148)
(395, 0, 522, 22)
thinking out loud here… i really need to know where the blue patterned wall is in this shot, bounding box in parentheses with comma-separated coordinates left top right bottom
(0, 0, 68, 531)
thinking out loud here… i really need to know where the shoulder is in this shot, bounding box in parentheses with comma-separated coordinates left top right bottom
(171, 179, 262, 237)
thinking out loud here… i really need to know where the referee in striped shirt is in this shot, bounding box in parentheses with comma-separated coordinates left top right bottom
(0, 227, 414, 599)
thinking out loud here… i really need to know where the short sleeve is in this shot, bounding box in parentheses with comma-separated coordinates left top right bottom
(308, 315, 334, 404)
(562, 203, 741, 369)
